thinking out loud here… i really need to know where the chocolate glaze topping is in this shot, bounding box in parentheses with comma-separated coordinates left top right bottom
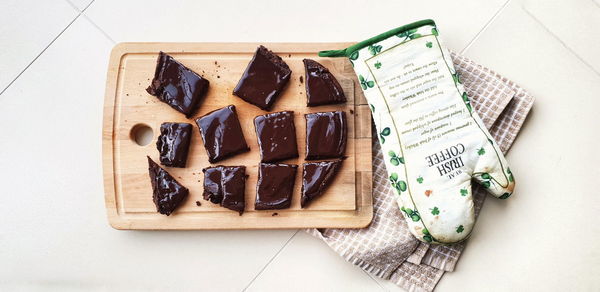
(303, 59, 347, 107)
(254, 111, 298, 162)
(196, 105, 250, 163)
(156, 122, 192, 168)
(146, 52, 209, 118)
(255, 163, 298, 210)
(233, 46, 291, 110)
(301, 159, 344, 208)
(220, 166, 247, 215)
(305, 111, 347, 160)
(147, 156, 189, 216)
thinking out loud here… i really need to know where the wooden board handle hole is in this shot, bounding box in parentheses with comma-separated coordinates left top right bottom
(130, 123, 154, 146)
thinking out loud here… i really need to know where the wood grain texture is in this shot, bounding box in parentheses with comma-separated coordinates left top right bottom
(103, 43, 372, 229)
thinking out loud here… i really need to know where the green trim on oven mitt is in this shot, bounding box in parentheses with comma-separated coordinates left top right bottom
(319, 20, 515, 244)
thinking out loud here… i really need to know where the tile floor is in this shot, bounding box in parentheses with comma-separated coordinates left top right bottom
(1, 0, 598, 291)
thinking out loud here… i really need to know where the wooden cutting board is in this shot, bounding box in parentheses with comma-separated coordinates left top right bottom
(103, 43, 373, 229)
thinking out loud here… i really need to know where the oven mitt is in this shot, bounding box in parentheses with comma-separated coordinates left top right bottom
(319, 20, 515, 244)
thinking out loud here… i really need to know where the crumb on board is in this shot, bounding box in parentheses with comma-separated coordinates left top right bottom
(349, 109, 354, 114)
(272, 212, 278, 216)
(196, 201, 202, 206)
(299, 76, 303, 84)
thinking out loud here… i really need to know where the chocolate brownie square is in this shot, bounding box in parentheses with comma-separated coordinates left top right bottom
(254, 111, 298, 162)
(146, 52, 209, 118)
(233, 46, 291, 110)
(195, 105, 250, 163)
(255, 163, 298, 210)
(156, 122, 193, 168)
(202, 166, 247, 215)
(305, 111, 347, 160)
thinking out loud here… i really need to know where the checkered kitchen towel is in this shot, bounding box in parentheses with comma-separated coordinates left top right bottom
(307, 52, 535, 292)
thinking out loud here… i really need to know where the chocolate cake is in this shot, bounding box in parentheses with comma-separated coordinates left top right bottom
(202, 166, 223, 204)
(254, 111, 298, 162)
(146, 52, 209, 118)
(233, 46, 291, 110)
(147, 156, 189, 216)
(220, 166, 247, 215)
(156, 122, 192, 168)
(305, 111, 347, 160)
(301, 159, 344, 208)
(303, 59, 347, 106)
(195, 105, 250, 163)
(202, 166, 247, 215)
(255, 163, 298, 210)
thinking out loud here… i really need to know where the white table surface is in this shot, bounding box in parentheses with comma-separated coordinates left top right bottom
(1, 0, 599, 291)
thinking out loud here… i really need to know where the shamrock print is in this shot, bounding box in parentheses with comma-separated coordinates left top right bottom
(462, 92, 472, 113)
(507, 168, 514, 182)
(388, 150, 404, 166)
(349, 51, 359, 67)
(456, 225, 464, 233)
(460, 188, 468, 196)
(400, 206, 420, 222)
(431, 27, 439, 36)
(422, 228, 433, 243)
(358, 74, 375, 90)
(374, 61, 382, 69)
(417, 176, 424, 184)
(396, 28, 422, 41)
(369, 104, 375, 112)
(480, 173, 492, 188)
(452, 73, 462, 85)
(426, 41, 433, 48)
(379, 127, 390, 143)
(390, 172, 407, 195)
(368, 44, 382, 56)
(431, 207, 440, 215)
(499, 192, 512, 199)
(477, 147, 485, 155)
